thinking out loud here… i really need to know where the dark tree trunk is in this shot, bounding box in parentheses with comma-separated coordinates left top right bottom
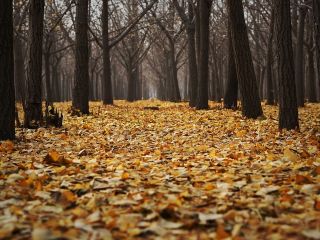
(14, 36, 26, 107)
(313, 0, 320, 96)
(0, 0, 15, 140)
(185, 0, 198, 107)
(266, 8, 275, 105)
(102, 0, 113, 105)
(274, 0, 299, 130)
(227, 0, 263, 118)
(306, 12, 317, 102)
(295, 6, 307, 107)
(73, 0, 89, 113)
(224, 21, 238, 109)
(196, 0, 212, 110)
(73, 0, 89, 111)
(44, 45, 53, 105)
(25, 0, 45, 128)
(127, 63, 137, 102)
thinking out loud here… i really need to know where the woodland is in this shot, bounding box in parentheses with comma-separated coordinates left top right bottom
(0, 0, 320, 239)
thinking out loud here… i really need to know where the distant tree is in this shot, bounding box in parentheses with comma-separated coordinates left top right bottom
(72, 0, 89, 114)
(0, 0, 15, 140)
(274, 0, 299, 130)
(24, 0, 45, 128)
(227, 0, 263, 118)
(196, 0, 213, 110)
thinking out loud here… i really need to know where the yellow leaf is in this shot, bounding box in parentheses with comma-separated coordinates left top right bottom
(121, 172, 130, 180)
(235, 130, 247, 138)
(203, 183, 215, 191)
(284, 148, 299, 161)
(196, 145, 209, 152)
(62, 190, 77, 202)
(44, 150, 70, 166)
(209, 150, 217, 158)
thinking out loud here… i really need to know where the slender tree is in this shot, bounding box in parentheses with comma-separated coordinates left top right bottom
(72, 0, 90, 113)
(274, 0, 299, 130)
(196, 0, 213, 110)
(24, 0, 45, 127)
(227, 0, 263, 118)
(0, 0, 15, 140)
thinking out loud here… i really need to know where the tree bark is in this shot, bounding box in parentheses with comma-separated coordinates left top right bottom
(0, 0, 15, 140)
(72, 0, 90, 113)
(266, 8, 275, 105)
(274, 0, 299, 130)
(306, 11, 317, 102)
(102, 0, 113, 105)
(25, 0, 45, 127)
(295, 5, 307, 107)
(313, 0, 320, 97)
(14, 36, 26, 107)
(187, 1, 198, 107)
(196, 0, 212, 109)
(224, 22, 238, 109)
(227, 0, 263, 118)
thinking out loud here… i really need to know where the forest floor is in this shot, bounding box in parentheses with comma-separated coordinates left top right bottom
(1, 100, 320, 240)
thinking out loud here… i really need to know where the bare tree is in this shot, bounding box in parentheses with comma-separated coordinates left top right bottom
(227, 0, 263, 118)
(274, 0, 299, 130)
(24, 0, 45, 128)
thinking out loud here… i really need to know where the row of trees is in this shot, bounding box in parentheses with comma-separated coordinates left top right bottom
(1, 0, 320, 140)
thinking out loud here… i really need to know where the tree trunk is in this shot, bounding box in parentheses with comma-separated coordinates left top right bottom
(102, 0, 113, 105)
(313, 0, 320, 97)
(274, 0, 299, 130)
(196, 0, 212, 109)
(0, 0, 15, 140)
(295, 6, 307, 107)
(14, 36, 26, 107)
(227, 0, 263, 118)
(73, 0, 89, 113)
(25, 0, 45, 128)
(127, 63, 137, 102)
(44, 44, 53, 105)
(306, 12, 317, 102)
(187, 1, 198, 107)
(224, 21, 238, 109)
(266, 8, 275, 105)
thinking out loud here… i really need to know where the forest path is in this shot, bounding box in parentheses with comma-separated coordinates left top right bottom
(1, 100, 320, 239)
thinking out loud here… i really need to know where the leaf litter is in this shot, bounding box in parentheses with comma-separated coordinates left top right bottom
(1, 100, 320, 239)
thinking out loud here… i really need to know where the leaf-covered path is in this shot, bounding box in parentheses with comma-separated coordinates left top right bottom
(1, 101, 320, 239)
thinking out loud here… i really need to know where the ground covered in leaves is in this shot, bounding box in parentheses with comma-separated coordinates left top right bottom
(1, 100, 320, 240)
